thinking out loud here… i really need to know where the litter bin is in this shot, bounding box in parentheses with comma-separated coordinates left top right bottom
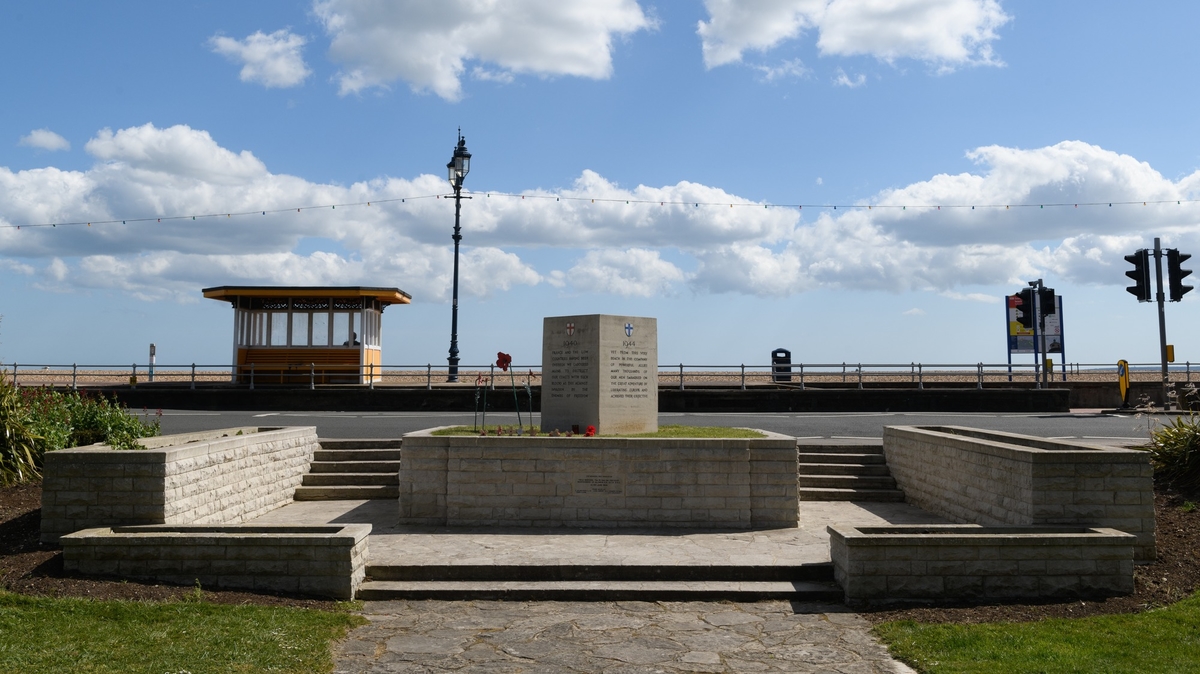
(771, 348, 792, 383)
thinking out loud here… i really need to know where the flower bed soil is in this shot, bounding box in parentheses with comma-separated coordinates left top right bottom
(2, 480, 1196, 620)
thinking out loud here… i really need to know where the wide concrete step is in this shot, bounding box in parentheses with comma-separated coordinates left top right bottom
(797, 487, 905, 502)
(313, 449, 403, 462)
(794, 463, 891, 476)
(797, 452, 886, 465)
(302, 472, 399, 486)
(319, 438, 404, 450)
(308, 460, 402, 473)
(366, 563, 834, 583)
(293, 485, 399, 500)
(797, 475, 897, 489)
(355, 580, 843, 602)
(795, 443, 883, 454)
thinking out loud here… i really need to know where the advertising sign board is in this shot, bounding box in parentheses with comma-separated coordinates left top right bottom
(1007, 294, 1062, 354)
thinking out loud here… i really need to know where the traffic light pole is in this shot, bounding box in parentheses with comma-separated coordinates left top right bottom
(1028, 279, 1044, 389)
(1154, 237, 1170, 407)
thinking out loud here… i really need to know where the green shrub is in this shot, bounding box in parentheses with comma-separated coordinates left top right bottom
(1147, 413, 1200, 492)
(0, 378, 42, 486)
(0, 380, 162, 485)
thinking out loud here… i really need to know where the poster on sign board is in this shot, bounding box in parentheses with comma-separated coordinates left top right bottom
(1007, 294, 1063, 354)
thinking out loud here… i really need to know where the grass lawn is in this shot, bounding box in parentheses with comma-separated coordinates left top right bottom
(874, 592, 1200, 673)
(0, 591, 365, 674)
(432, 424, 766, 438)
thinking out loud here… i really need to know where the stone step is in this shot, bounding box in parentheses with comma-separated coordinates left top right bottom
(308, 460, 402, 474)
(797, 487, 905, 502)
(795, 443, 883, 454)
(302, 472, 399, 486)
(293, 485, 399, 500)
(793, 463, 891, 476)
(319, 438, 404, 450)
(797, 452, 886, 465)
(313, 449, 403, 462)
(797, 475, 897, 489)
(355, 580, 844, 602)
(365, 563, 834, 583)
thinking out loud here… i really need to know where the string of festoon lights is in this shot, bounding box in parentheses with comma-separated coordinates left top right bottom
(2, 190, 1199, 231)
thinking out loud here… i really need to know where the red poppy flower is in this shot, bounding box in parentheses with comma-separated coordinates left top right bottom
(496, 352, 512, 372)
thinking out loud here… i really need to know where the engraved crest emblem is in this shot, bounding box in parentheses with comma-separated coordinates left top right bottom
(625, 323, 634, 337)
(566, 323, 575, 336)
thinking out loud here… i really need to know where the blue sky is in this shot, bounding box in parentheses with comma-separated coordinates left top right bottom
(2, 1, 1200, 370)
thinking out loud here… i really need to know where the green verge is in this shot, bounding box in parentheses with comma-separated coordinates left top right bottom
(874, 592, 1200, 674)
(0, 591, 366, 674)
(431, 424, 765, 438)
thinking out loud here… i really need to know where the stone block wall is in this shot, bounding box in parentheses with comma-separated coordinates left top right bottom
(882, 425, 1155, 560)
(829, 524, 1136, 602)
(42, 427, 317, 543)
(61, 524, 369, 600)
(398, 429, 798, 528)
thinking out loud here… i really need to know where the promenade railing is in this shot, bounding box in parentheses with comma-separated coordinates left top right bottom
(2, 361, 1195, 390)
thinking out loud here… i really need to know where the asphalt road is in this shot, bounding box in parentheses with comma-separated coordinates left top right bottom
(157, 409, 1154, 443)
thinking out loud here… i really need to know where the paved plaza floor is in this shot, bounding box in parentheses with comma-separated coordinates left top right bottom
(252, 500, 947, 569)
(252, 500, 942, 671)
(334, 599, 917, 673)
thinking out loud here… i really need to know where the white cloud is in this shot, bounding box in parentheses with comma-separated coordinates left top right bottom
(3, 126, 1200, 304)
(902, 307, 925, 315)
(832, 67, 865, 87)
(208, 29, 311, 88)
(0, 259, 34, 275)
(755, 58, 810, 82)
(699, 0, 1010, 71)
(566, 249, 685, 297)
(85, 123, 267, 183)
(18, 129, 70, 152)
(314, 0, 654, 100)
(940, 291, 997, 303)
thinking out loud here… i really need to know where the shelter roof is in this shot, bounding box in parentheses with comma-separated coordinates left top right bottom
(202, 286, 412, 306)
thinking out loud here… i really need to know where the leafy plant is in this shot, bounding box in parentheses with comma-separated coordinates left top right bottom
(0, 382, 161, 485)
(0, 377, 42, 486)
(1146, 413, 1200, 492)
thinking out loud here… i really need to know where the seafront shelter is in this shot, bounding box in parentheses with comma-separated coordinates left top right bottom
(202, 286, 411, 385)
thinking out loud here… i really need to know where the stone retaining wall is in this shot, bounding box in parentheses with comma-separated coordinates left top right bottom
(399, 429, 798, 528)
(61, 524, 369, 600)
(41, 426, 317, 543)
(828, 524, 1135, 602)
(882, 425, 1155, 560)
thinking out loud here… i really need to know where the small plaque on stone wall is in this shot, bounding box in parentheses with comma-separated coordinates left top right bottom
(573, 473, 625, 495)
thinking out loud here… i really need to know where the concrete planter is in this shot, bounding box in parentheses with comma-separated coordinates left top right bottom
(882, 425, 1155, 560)
(62, 524, 369, 600)
(829, 524, 1136, 602)
(41, 426, 317, 543)
(399, 428, 798, 528)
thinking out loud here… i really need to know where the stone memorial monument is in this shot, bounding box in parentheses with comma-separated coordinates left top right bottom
(541, 314, 657, 434)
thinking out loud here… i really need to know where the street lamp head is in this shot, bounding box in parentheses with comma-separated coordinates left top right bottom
(447, 131, 471, 188)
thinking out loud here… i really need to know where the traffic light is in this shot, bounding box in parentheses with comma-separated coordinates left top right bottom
(1167, 248, 1193, 302)
(1125, 249, 1151, 302)
(1016, 288, 1035, 329)
(1038, 287, 1056, 319)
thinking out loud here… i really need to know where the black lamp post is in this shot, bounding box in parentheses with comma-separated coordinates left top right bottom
(446, 131, 471, 382)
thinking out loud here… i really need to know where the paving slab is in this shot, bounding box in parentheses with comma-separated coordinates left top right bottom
(251, 499, 948, 568)
(334, 599, 917, 673)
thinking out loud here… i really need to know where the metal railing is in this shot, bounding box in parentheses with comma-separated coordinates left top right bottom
(2, 360, 1195, 390)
